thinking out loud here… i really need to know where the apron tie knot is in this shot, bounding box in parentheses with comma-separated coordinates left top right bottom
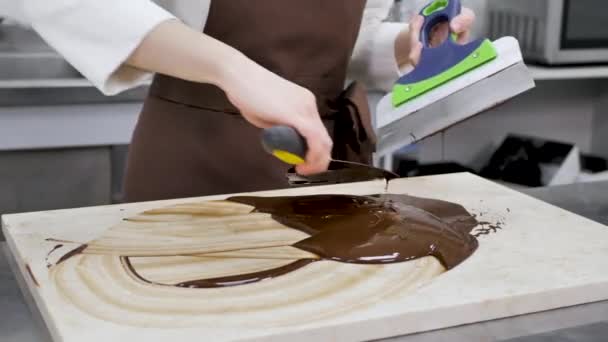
(327, 82, 377, 164)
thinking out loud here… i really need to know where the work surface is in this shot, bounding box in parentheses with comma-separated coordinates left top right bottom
(3, 173, 608, 342)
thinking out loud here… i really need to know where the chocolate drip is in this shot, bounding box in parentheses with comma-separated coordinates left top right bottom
(175, 259, 314, 288)
(48, 244, 64, 256)
(122, 256, 161, 286)
(56, 245, 88, 265)
(25, 264, 39, 287)
(121, 257, 315, 289)
(45, 244, 64, 268)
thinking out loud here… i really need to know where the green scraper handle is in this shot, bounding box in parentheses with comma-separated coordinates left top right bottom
(261, 126, 307, 165)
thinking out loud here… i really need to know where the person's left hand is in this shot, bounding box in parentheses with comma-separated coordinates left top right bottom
(396, 7, 476, 69)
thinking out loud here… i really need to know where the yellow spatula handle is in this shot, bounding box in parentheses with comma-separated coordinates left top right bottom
(262, 126, 307, 165)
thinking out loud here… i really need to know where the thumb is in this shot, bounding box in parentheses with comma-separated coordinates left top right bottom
(408, 15, 424, 66)
(409, 15, 424, 46)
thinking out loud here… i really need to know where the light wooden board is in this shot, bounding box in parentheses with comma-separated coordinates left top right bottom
(3, 173, 608, 342)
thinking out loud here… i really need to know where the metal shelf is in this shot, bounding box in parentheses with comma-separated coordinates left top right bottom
(529, 65, 608, 81)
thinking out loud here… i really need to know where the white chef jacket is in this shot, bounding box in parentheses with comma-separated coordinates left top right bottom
(11, 0, 407, 95)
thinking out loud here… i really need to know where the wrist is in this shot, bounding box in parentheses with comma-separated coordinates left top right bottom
(207, 44, 250, 91)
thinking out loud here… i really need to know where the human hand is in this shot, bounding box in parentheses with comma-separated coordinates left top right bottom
(221, 56, 332, 176)
(126, 20, 332, 176)
(396, 7, 476, 68)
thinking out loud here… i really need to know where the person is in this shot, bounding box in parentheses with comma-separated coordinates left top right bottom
(11, 0, 475, 201)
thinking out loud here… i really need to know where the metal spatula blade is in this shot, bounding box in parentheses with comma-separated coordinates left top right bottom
(262, 126, 398, 187)
(286, 160, 398, 187)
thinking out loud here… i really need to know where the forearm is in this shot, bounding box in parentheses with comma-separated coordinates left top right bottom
(126, 19, 245, 89)
(126, 19, 332, 175)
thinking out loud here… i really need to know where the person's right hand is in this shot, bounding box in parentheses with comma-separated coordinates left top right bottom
(220, 55, 332, 176)
(125, 21, 331, 175)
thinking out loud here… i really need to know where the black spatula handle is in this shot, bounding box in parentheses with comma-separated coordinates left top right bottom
(261, 126, 308, 165)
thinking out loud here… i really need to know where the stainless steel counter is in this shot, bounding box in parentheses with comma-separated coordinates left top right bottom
(1, 246, 51, 342)
(2, 181, 608, 342)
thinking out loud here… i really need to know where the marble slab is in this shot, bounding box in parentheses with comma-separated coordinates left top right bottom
(3, 173, 608, 342)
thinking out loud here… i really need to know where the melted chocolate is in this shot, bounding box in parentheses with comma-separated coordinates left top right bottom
(229, 194, 478, 269)
(56, 194, 480, 289)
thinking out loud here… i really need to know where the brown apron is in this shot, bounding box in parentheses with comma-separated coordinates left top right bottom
(123, 0, 376, 202)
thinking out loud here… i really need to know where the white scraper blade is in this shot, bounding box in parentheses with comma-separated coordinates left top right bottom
(375, 37, 535, 157)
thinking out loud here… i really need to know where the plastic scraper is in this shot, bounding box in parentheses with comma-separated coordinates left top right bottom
(262, 126, 398, 187)
(375, 0, 535, 158)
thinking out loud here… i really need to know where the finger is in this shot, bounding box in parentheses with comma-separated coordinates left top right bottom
(408, 15, 424, 65)
(430, 22, 449, 47)
(457, 30, 471, 44)
(450, 7, 475, 34)
(299, 126, 332, 175)
(409, 15, 424, 44)
(295, 138, 331, 175)
(409, 41, 422, 67)
(293, 117, 332, 175)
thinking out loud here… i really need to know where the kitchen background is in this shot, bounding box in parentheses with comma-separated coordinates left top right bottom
(0, 0, 607, 218)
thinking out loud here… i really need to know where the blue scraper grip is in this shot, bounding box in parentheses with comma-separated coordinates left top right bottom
(419, 0, 461, 48)
(391, 0, 497, 107)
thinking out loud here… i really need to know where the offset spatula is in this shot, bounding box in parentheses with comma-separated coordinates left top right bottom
(262, 126, 398, 187)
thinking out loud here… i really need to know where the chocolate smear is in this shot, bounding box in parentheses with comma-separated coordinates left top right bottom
(56, 245, 88, 266)
(25, 264, 39, 287)
(55, 194, 481, 289)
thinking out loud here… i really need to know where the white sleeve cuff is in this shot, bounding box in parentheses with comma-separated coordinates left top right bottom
(367, 22, 409, 92)
(25, 0, 176, 95)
